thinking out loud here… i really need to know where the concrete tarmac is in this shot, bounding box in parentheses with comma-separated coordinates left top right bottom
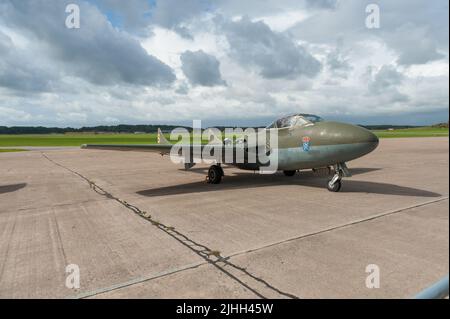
(0, 137, 448, 298)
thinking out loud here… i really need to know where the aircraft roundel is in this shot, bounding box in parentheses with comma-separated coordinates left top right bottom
(302, 136, 311, 152)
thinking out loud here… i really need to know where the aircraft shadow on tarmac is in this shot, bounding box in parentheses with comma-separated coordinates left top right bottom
(137, 168, 441, 198)
(0, 183, 27, 195)
(181, 167, 381, 176)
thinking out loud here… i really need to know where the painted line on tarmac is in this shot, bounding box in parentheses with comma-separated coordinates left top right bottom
(40, 151, 448, 299)
(70, 261, 207, 299)
(227, 196, 450, 259)
(70, 196, 448, 299)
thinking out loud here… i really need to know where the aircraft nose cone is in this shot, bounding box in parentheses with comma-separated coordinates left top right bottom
(324, 122, 377, 143)
(346, 124, 379, 146)
(359, 126, 379, 154)
(322, 122, 379, 154)
(349, 124, 379, 155)
(359, 126, 379, 144)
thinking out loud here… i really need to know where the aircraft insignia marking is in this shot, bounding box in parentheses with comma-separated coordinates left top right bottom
(302, 136, 311, 152)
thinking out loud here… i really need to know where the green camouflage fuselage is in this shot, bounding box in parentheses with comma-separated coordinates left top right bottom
(234, 121, 379, 171)
(82, 121, 379, 172)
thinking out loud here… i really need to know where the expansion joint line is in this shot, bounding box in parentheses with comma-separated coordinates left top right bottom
(41, 152, 300, 299)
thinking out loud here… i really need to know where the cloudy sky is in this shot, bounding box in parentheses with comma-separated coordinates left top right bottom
(0, 0, 448, 127)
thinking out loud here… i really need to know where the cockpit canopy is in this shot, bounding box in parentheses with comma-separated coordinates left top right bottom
(266, 114, 324, 129)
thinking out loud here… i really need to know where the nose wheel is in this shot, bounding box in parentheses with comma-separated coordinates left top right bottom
(206, 165, 224, 184)
(327, 163, 350, 192)
(327, 178, 342, 192)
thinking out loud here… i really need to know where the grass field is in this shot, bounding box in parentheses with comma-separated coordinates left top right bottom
(0, 134, 161, 147)
(0, 127, 447, 147)
(373, 127, 449, 138)
(0, 149, 28, 153)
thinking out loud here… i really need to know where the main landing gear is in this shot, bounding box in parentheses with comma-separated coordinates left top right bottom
(206, 164, 224, 184)
(283, 170, 296, 177)
(327, 163, 351, 192)
(204, 163, 352, 192)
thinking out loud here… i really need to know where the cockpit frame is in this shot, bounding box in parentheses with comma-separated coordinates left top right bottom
(266, 113, 324, 130)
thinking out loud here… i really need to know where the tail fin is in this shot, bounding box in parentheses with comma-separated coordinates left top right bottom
(157, 128, 170, 145)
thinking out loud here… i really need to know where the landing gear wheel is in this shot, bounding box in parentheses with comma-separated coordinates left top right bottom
(207, 165, 223, 184)
(327, 179, 342, 192)
(283, 170, 296, 176)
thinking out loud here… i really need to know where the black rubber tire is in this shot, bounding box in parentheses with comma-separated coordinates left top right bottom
(208, 165, 223, 184)
(217, 165, 224, 177)
(327, 179, 342, 192)
(283, 170, 296, 177)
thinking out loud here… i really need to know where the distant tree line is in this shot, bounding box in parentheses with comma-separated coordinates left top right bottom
(0, 124, 266, 134)
(0, 123, 446, 135)
(0, 125, 191, 135)
(431, 122, 449, 128)
(358, 125, 419, 130)
(360, 123, 448, 130)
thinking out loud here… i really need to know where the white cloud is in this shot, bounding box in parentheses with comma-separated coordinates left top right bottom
(0, 0, 448, 127)
(252, 11, 310, 32)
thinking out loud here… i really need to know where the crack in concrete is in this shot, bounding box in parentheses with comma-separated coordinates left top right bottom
(41, 152, 300, 299)
(69, 194, 449, 299)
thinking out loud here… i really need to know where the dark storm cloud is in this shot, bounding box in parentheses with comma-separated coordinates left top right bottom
(93, 0, 210, 38)
(0, 30, 55, 92)
(326, 49, 352, 79)
(0, 0, 447, 127)
(180, 50, 226, 86)
(289, 0, 448, 66)
(0, 30, 12, 54)
(369, 65, 403, 93)
(368, 65, 409, 103)
(150, 0, 210, 38)
(0, 0, 175, 88)
(380, 0, 448, 65)
(221, 17, 321, 79)
(384, 23, 446, 65)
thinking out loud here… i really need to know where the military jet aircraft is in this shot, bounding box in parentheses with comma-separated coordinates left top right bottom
(82, 114, 379, 192)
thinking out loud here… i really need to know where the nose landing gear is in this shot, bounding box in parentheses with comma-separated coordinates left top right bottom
(327, 163, 351, 192)
(327, 173, 342, 192)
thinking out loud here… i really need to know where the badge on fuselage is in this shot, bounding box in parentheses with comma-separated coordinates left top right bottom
(302, 136, 311, 152)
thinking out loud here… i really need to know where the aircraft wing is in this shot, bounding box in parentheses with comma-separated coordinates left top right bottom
(80, 143, 244, 154)
(81, 143, 173, 154)
(81, 128, 267, 164)
(82, 128, 173, 154)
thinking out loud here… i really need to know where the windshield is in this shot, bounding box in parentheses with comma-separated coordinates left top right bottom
(266, 114, 324, 129)
(302, 114, 324, 123)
